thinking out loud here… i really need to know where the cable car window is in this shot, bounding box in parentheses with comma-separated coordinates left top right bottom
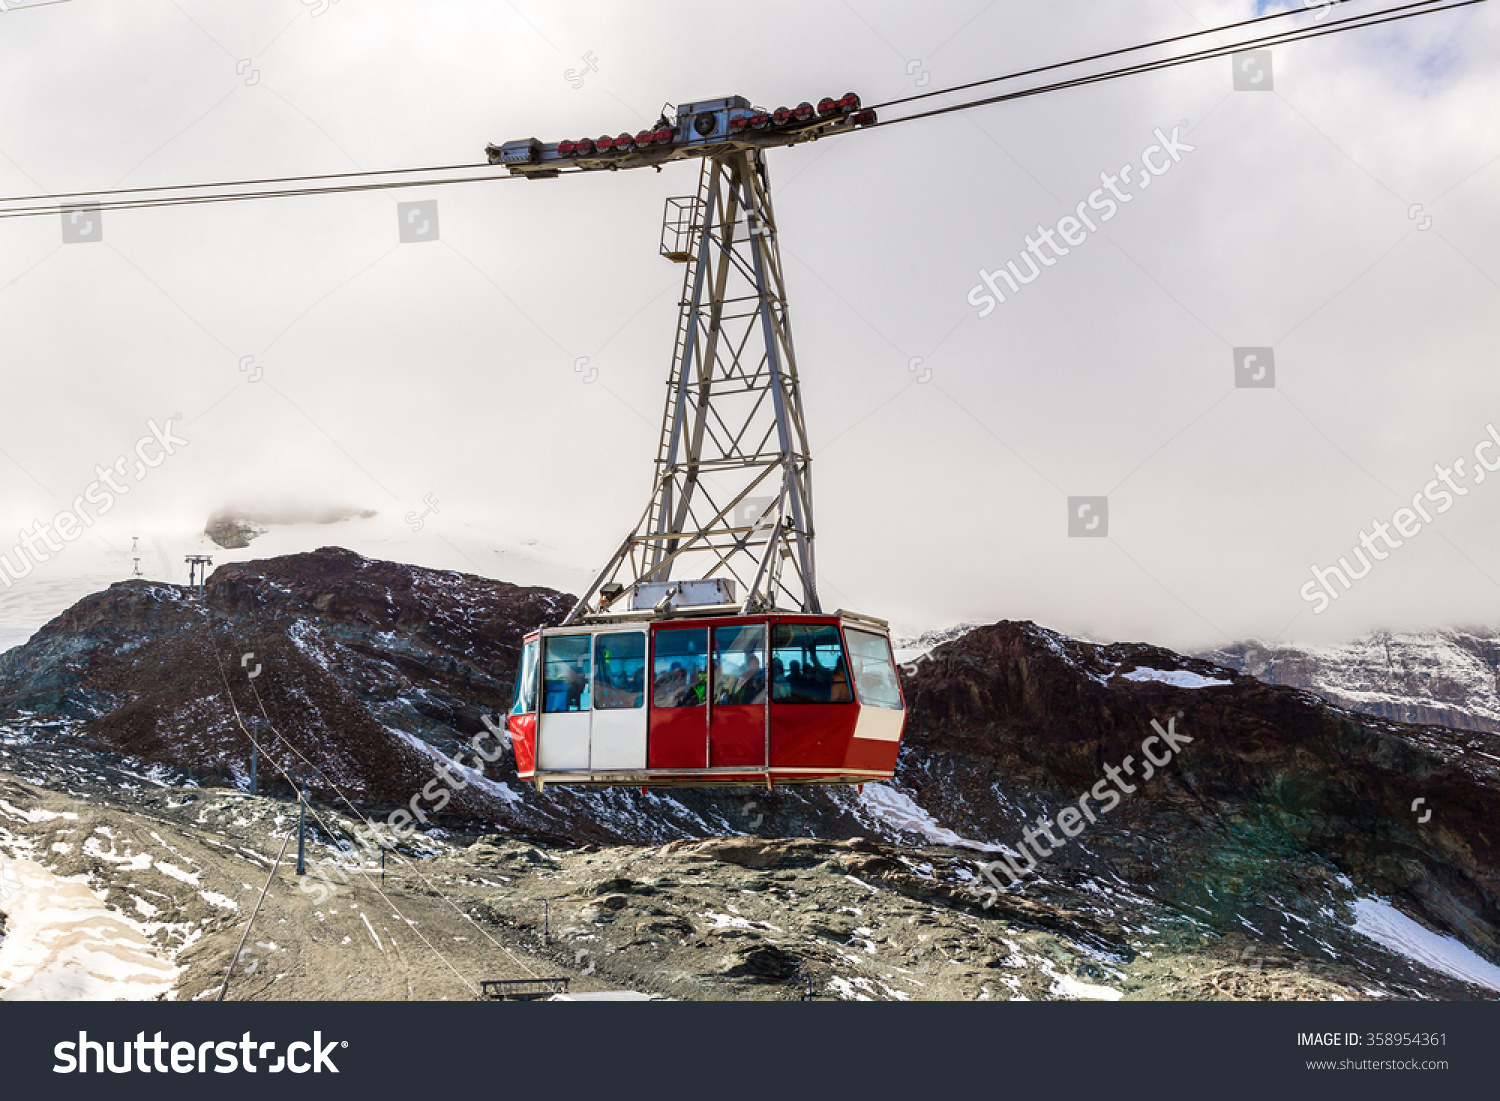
(714, 624, 767, 705)
(844, 628, 903, 710)
(770, 623, 852, 704)
(593, 632, 646, 710)
(510, 638, 540, 715)
(654, 628, 708, 708)
(542, 635, 591, 713)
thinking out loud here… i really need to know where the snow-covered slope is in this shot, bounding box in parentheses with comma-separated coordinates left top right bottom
(892, 623, 980, 670)
(1200, 629, 1500, 734)
(0, 858, 180, 1000)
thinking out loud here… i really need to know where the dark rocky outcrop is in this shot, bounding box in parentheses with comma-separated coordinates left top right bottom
(204, 505, 378, 549)
(205, 516, 265, 549)
(899, 622, 1500, 957)
(0, 547, 568, 815)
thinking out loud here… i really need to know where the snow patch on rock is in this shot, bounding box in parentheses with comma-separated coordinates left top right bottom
(853, 784, 1008, 853)
(1351, 897, 1500, 993)
(1119, 668, 1232, 689)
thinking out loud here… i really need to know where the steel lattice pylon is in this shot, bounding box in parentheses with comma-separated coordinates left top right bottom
(564, 149, 817, 623)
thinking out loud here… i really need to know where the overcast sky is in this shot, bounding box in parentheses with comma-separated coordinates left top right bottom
(1, 0, 1497, 652)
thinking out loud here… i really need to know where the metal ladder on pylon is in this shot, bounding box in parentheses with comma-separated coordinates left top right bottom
(649, 159, 715, 577)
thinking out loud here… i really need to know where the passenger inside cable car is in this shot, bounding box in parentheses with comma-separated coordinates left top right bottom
(543, 634, 592, 712)
(653, 631, 708, 707)
(771, 623, 851, 704)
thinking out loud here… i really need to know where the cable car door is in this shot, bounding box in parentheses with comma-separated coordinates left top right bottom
(590, 631, 647, 770)
(649, 626, 709, 769)
(710, 622, 767, 768)
(538, 633, 591, 770)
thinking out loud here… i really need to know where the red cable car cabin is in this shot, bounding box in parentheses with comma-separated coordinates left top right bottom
(506, 611, 905, 788)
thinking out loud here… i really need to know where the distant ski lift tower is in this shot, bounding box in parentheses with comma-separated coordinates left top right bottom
(488, 94, 876, 621)
(131, 536, 143, 578)
(185, 554, 213, 598)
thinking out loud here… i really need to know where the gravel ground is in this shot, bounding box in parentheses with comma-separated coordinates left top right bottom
(0, 731, 1483, 1001)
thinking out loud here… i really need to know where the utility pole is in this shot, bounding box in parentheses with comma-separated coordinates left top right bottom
(532, 898, 551, 946)
(296, 783, 307, 876)
(185, 554, 213, 598)
(247, 715, 259, 797)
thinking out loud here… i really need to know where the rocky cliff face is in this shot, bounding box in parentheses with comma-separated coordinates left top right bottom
(2, 549, 1498, 998)
(204, 517, 265, 549)
(0, 548, 566, 817)
(204, 506, 379, 550)
(1201, 631, 1500, 734)
(899, 623, 1500, 961)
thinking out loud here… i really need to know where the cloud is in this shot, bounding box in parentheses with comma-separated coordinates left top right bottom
(0, 0, 1496, 650)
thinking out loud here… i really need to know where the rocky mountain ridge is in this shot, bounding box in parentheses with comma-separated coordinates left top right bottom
(1202, 630, 1500, 734)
